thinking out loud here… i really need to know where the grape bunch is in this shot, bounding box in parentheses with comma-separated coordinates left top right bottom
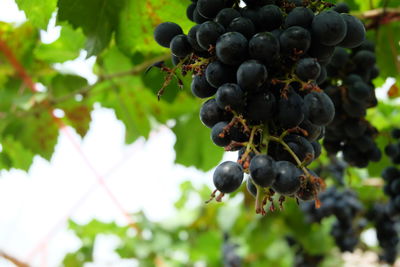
(320, 39, 381, 167)
(368, 204, 399, 264)
(385, 128, 400, 164)
(381, 130, 400, 218)
(153, 0, 367, 214)
(301, 187, 365, 252)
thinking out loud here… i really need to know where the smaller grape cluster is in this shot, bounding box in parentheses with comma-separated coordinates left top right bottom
(301, 187, 364, 252)
(385, 128, 400, 164)
(321, 40, 381, 168)
(368, 204, 399, 264)
(381, 145, 400, 218)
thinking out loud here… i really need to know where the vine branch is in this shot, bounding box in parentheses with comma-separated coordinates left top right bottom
(0, 251, 29, 267)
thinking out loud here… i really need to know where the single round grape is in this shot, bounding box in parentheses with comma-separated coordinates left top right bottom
(154, 22, 183, 48)
(197, 21, 225, 50)
(311, 10, 347, 46)
(188, 25, 206, 52)
(304, 91, 335, 126)
(216, 83, 244, 111)
(353, 50, 376, 70)
(205, 60, 236, 88)
(272, 161, 302, 195)
(213, 161, 244, 193)
(338, 14, 366, 48)
(191, 74, 217, 98)
(193, 7, 208, 24)
(258, 5, 284, 31)
(249, 32, 280, 64)
(295, 58, 321, 81)
(200, 99, 232, 128)
(246, 92, 276, 122)
(216, 32, 248, 66)
(279, 26, 311, 56)
(249, 155, 277, 187)
(284, 7, 314, 28)
(211, 121, 231, 147)
(299, 119, 323, 142)
(170, 34, 193, 57)
(348, 81, 371, 102)
(197, 0, 225, 19)
(333, 3, 350, 13)
(186, 3, 196, 22)
(227, 17, 255, 39)
(329, 47, 349, 68)
(215, 8, 241, 28)
(277, 88, 304, 128)
(237, 60, 268, 91)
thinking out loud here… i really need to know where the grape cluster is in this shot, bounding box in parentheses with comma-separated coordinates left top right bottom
(385, 128, 400, 164)
(153, 0, 367, 213)
(301, 187, 365, 252)
(320, 39, 381, 167)
(368, 204, 399, 264)
(381, 129, 400, 218)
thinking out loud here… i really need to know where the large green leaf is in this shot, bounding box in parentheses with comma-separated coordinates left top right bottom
(116, 0, 193, 55)
(15, 0, 57, 29)
(374, 22, 400, 84)
(57, 0, 126, 56)
(172, 111, 224, 171)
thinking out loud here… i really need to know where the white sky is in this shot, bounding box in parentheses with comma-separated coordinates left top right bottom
(0, 1, 396, 266)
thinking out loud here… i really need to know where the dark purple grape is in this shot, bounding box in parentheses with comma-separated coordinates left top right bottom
(272, 161, 302, 195)
(154, 22, 183, 48)
(215, 83, 244, 111)
(311, 10, 347, 46)
(211, 121, 231, 147)
(191, 74, 217, 98)
(284, 7, 314, 28)
(197, 0, 225, 19)
(277, 88, 304, 128)
(249, 155, 277, 187)
(216, 32, 248, 66)
(237, 60, 268, 91)
(205, 60, 236, 88)
(338, 14, 365, 48)
(213, 161, 244, 193)
(258, 5, 284, 31)
(200, 99, 232, 128)
(279, 26, 311, 56)
(170, 34, 193, 57)
(303, 91, 335, 126)
(197, 21, 225, 50)
(227, 17, 255, 39)
(215, 8, 241, 28)
(295, 58, 321, 81)
(249, 32, 280, 64)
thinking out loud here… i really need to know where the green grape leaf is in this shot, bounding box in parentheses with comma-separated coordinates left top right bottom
(116, 0, 193, 55)
(15, 0, 57, 29)
(172, 111, 224, 171)
(35, 25, 85, 63)
(373, 22, 400, 85)
(0, 136, 35, 171)
(2, 111, 58, 161)
(57, 0, 126, 56)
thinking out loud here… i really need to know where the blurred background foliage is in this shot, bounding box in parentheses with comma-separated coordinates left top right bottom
(0, 0, 399, 266)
